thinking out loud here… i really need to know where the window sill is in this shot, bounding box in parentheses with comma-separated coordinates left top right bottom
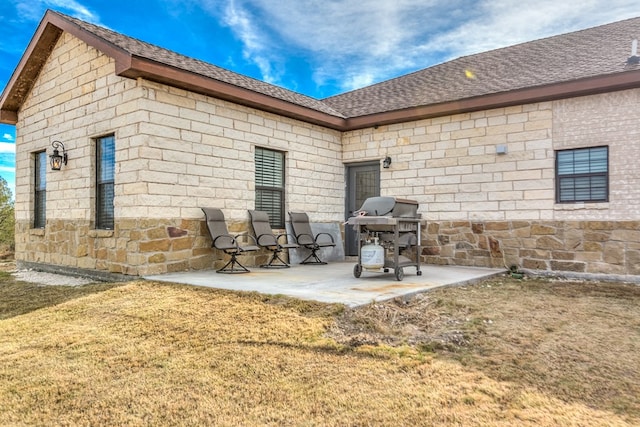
(89, 229, 114, 238)
(554, 202, 609, 210)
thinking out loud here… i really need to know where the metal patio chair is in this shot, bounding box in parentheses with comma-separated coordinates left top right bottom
(288, 212, 336, 265)
(248, 210, 299, 268)
(201, 207, 259, 273)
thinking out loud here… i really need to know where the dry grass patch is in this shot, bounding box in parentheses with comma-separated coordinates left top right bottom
(329, 276, 640, 423)
(0, 271, 638, 426)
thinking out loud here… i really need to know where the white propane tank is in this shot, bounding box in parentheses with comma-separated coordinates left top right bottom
(361, 238, 384, 270)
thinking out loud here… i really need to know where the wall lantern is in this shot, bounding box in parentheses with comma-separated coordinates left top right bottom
(50, 141, 68, 170)
(382, 156, 392, 168)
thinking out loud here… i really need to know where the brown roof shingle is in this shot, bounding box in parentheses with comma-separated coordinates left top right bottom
(2, 11, 640, 130)
(324, 16, 640, 120)
(58, 12, 346, 119)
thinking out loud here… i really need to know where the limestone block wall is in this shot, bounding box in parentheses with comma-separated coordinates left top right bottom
(344, 102, 556, 221)
(115, 79, 344, 222)
(552, 89, 640, 220)
(343, 91, 640, 278)
(14, 32, 344, 276)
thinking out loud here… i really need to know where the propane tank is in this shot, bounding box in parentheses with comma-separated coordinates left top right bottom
(361, 237, 384, 270)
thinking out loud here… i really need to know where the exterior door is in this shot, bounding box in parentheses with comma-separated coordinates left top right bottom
(345, 162, 380, 256)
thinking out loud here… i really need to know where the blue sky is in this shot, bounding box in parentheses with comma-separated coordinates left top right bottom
(1, 0, 639, 198)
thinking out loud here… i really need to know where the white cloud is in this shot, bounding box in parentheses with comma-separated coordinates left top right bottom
(13, 0, 99, 24)
(46, 0, 97, 21)
(222, 0, 282, 84)
(1, 134, 14, 143)
(419, 0, 640, 59)
(0, 143, 16, 153)
(197, 0, 640, 94)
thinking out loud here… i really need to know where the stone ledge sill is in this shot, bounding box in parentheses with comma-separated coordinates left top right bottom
(29, 228, 45, 236)
(554, 203, 609, 210)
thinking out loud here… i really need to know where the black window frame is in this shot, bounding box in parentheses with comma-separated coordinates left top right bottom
(96, 135, 115, 229)
(555, 146, 609, 203)
(255, 147, 285, 229)
(34, 151, 47, 228)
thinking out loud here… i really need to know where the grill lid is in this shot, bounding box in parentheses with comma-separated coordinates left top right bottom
(356, 196, 419, 217)
(357, 196, 396, 216)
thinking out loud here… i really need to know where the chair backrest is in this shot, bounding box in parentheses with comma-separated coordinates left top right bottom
(201, 208, 234, 249)
(288, 212, 315, 245)
(248, 210, 277, 247)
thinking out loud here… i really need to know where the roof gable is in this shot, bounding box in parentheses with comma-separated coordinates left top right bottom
(0, 10, 346, 129)
(2, 11, 640, 130)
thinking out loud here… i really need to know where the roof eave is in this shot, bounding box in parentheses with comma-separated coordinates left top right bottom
(0, 10, 346, 130)
(344, 70, 640, 130)
(118, 56, 347, 130)
(0, 109, 18, 124)
(3, 11, 640, 132)
(0, 10, 134, 125)
(0, 16, 63, 124)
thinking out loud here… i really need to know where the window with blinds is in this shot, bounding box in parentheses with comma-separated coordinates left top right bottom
(34, 151, 47, 228)
(96, 135, 115, 229)
(556, 146, 608, 203)
(255, 147, 285, 228)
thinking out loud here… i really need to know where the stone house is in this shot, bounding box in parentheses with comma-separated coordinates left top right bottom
(1, 10, 639, 281)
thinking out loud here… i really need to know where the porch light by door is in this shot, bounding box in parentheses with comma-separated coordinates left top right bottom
(50, 141, 68, 170)
(382, 156, 392, 168)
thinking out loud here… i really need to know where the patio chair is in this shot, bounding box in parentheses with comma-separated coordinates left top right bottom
(248, 210, 299, 268)
(288, 212, 336, 265)
(201, 207, 259, 274)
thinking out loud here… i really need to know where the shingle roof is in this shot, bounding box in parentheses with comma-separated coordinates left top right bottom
(2, 11, 640, 130)
(58, 13, 346, 118)
(323, 17, 640, 118)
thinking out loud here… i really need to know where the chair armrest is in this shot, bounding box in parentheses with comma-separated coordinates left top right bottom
(294, 232, 315, 245)
(256, 233, 274, 246)
(314, 232, 335, 244)
(213, 233, 240, 249)
(234, 233, 258, 246)
(276, 233, 299, 247)
(275, 232, 291, 241)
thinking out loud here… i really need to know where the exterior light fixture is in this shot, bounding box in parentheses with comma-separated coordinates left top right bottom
(382, 156, 392, 168)
(50, 141, 67, 170)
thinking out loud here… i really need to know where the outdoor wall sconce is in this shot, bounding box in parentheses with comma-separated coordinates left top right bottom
(382, 156, 392, 168)
(50, 141, 68, 171)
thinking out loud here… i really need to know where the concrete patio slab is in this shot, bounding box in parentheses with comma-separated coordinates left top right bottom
(145, 262, 505, 307)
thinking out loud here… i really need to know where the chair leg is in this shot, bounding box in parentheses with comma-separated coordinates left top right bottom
(300, 248, 327, 265)
(262, 249, 290, 268)
(217, 253, 251, 273)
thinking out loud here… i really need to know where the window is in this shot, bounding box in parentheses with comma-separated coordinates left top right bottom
(556, 146, 608, 203)
(255, 147, 285, 228)
(34, 151, 47, 228)
(96, 135, 115, 229)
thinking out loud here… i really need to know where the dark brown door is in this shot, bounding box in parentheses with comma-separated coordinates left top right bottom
(345, 162, 380, 256)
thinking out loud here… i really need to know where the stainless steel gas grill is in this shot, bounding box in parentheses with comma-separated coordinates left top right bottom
(347, 197, 422, 281)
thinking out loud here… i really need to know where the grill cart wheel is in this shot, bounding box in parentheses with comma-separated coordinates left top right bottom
(417, 270, 422, 276)
(395, 267, 404, 281)
(353, 263, 362, 278)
